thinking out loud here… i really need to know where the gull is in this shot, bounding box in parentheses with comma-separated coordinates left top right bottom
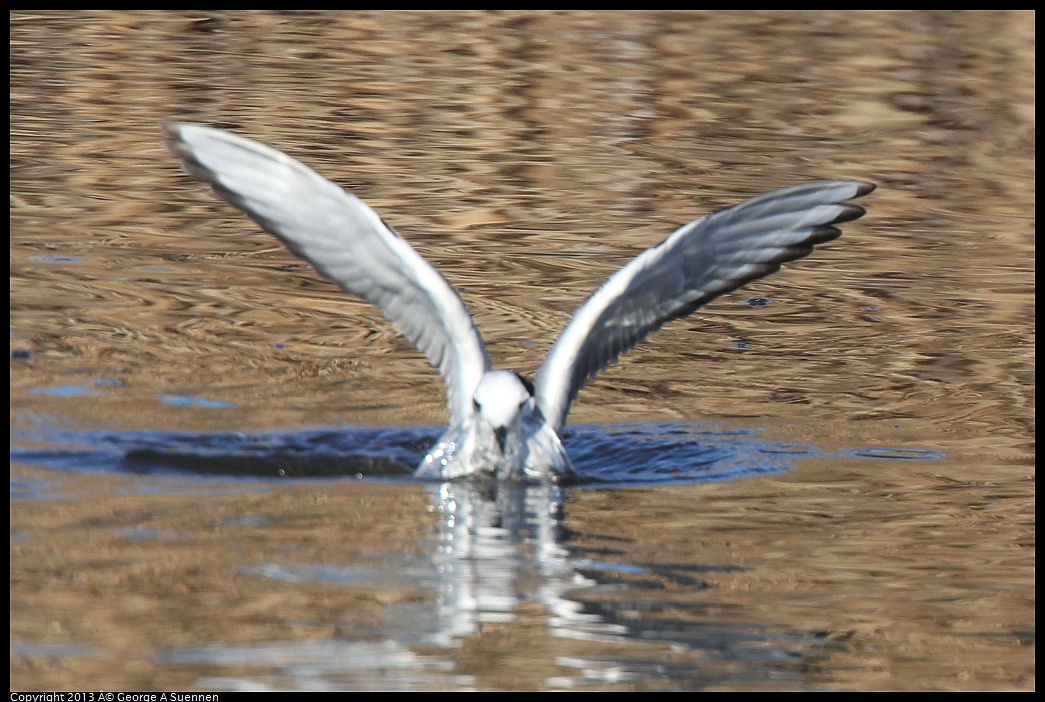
(165, 123, 873, 482)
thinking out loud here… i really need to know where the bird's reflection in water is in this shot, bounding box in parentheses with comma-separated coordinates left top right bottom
(427, 479, 607, 642)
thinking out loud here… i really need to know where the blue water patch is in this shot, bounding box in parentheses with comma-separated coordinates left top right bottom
(28, 385, 100, 397)
(160, 395, 238, 409)
(114, 527, 170, 541)
(10, 476, 78, 501)
(25, 379, 124, 397)
(10, 641, 104, 659)
(28, 256, 86, 263)
(10, 418, 945, 489)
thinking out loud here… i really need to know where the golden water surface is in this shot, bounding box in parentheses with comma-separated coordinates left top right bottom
(11, 11, 1034, 691)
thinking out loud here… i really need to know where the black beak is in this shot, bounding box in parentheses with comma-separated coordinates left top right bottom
(494, 426, 507, 453)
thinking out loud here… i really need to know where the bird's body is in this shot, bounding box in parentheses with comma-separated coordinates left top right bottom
(420, 369, 573, 480)
(165, 123, 873, 482)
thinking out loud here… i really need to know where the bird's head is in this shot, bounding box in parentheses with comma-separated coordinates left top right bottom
(472, 370, 536, 453)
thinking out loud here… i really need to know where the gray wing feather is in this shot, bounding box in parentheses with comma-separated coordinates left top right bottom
(165, 123, 491, 424)
(535, 180, 874, 432)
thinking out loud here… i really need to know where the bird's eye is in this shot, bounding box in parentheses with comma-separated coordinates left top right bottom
(472, 399, 480, 412)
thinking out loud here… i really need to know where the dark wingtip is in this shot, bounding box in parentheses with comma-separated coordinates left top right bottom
(832, 203, 868, 225)
(807, 224, 843, 246)
(163, 123, 191, 161)
(853, 181, 876, 198)
(162, 122, 191, 143)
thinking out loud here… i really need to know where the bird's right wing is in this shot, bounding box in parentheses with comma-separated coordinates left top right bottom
(535, 180, 874, 433)
(165, 123, 491, 425)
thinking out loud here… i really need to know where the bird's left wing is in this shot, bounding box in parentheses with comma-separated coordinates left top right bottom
(534, 180, 874, 433)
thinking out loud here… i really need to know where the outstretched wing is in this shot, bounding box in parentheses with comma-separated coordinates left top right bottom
(165, 123, 491, 424)
(534, 180, 874, 432)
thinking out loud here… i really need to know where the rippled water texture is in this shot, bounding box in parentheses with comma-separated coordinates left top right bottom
(11, 11, 1033, 691)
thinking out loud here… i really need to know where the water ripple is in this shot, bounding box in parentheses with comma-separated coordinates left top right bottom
(11, 418, 943, 489)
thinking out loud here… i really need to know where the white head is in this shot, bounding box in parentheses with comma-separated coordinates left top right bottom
(419, 368, 572, 480)
(472, 370, 535, 450)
